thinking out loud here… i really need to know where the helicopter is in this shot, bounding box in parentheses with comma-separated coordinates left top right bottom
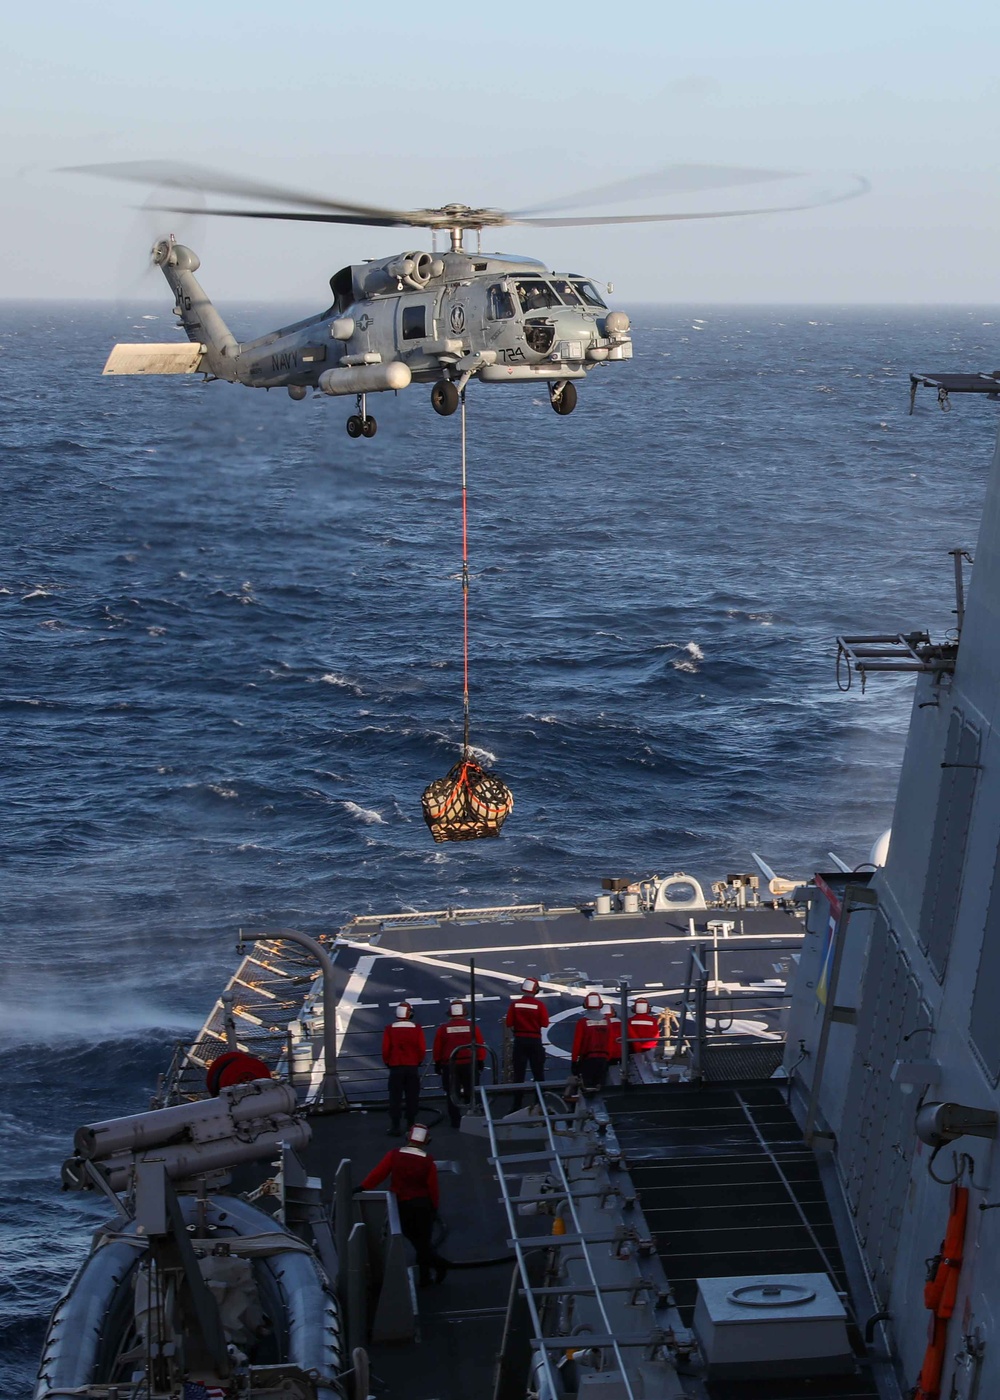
(76, 161, 867, 438)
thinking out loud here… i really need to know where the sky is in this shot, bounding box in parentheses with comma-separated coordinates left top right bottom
(5, 0, 1000, 304)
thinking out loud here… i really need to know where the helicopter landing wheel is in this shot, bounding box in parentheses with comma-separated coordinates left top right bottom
(346, 415, 363, 438)
(361, 416, 377, 438)
(549, 380, 578, 416)
(431, 380, 460, 417)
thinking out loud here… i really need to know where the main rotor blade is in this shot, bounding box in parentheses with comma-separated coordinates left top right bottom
(515, 176, 870, 227)
(62, 160, 415, 225)
(511, 163, 796, 218)
(153, 204, 412, 228)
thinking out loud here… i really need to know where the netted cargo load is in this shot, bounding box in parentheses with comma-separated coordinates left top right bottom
(421, 757, 514, 843)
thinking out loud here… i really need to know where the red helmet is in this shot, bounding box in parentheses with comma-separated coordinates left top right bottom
(584, 992, 603, 1011)
(633, 998, 651, 1015)
(408, 1123, 430, 1147)
(521, 977, 540, 994)
(395, 1002, 413, 1021)
(450, 1000, 465, 1018)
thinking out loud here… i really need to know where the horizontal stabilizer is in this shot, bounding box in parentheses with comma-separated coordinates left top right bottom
(103, 342, 206, 375)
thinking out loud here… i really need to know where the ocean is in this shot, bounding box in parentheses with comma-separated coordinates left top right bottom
(1, 299, 996, 1395)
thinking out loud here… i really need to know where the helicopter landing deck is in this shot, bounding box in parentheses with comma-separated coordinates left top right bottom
(317, 904, 804, 1105)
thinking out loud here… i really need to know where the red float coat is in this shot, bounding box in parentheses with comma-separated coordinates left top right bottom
(506, 995, 549, 1038)
(432, 1016, 487, 1068)
(605, 1014, 623, 1063)
(361, 1146, 439, 1207)
(381, 1021, 427, 1067)
(628, 1013, 660, 1053)
(572, 1016, 611, 1062)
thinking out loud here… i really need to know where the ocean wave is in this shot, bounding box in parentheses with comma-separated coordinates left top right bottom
(343, 800, 386, 825)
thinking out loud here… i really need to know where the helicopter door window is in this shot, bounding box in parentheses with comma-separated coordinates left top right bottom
(551, 279, 582, 306)
(571, 280, 607, 309)
(487, 284, 515, 320)
(514, 279, 561, 314)
(402, 305, 426, 340)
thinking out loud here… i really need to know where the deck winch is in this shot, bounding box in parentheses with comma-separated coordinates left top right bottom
(421, 395, 513, 841)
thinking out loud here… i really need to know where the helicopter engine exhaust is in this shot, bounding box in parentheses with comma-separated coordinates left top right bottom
(318, 362, 412, 396)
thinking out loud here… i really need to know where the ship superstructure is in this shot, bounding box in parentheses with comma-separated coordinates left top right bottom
(785, 412, 1000, 1398)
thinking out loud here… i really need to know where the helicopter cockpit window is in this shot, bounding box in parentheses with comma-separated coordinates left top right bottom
(551, 279, 582, 306)
(487, 284, 515, 320)
(514, 279, 561, 314)
(571, 280, 607, 309)
(402, 305, 426, 340)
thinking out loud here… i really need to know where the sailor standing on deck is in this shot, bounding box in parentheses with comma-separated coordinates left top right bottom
(382, 1002, 426, 1137)
(571, 993, 612, 1091)
(506, 977, 549, 1109)
(360, 1123, 448, 1286)
(627, 998, 660, 1057)
(433, 1000, 487, 1129)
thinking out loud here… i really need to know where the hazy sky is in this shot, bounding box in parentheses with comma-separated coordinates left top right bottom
(6, 1, 1000, 303)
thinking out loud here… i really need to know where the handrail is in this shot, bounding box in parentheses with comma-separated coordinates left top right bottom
(480, 1083, 642, 1400)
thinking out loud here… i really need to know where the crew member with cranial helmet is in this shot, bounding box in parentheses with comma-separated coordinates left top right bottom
(381, 1002, 426, 1137)
(433, 1000, 487, 1129)
(571, 993, 612, 1090)
(360, 1123, 448, 1287)
(628, 997, 660, 1055)
(505, 976, 549, 1109)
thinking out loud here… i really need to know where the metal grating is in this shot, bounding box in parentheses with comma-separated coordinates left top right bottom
(702, 1042, 786, 1081)
(606, 1083, 879, 1400)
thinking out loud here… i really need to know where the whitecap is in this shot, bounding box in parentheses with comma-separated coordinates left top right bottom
(21, 588, 51, 601)
(208, 784, 239, 800)
(320, 673, 364, 695)
(469, 744, 498, 766)
(343, 800, 386, 825)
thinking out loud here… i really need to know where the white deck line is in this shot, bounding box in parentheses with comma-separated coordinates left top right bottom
(307, 954, 377, 1102)
(409, 930, 801, 957)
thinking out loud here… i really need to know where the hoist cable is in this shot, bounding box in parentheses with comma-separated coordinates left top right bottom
(460, 390, 470, 758)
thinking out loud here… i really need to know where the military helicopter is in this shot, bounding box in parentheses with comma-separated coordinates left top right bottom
(75, 161, 866, 438)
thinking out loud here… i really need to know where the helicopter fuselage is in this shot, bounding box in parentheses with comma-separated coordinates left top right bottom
(113, 242, 633, 432)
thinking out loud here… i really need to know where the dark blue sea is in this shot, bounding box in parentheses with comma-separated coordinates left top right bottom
(2, 300, 997, 1394)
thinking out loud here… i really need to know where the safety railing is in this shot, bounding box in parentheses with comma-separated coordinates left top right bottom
(670, 937, 800, 1082)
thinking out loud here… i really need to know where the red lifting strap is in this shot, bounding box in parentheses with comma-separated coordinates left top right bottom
(915, 1185, 969, 1400)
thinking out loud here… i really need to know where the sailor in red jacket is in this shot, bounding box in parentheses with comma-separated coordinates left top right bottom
(505, 977, 549, 1109)
(360, 1122, 447, 1286)
(381, 1002, 427, 1137)
(571, 993, 612, 1091)
(628, 998, 660, 1055)
(433, 1000, 487, 1128)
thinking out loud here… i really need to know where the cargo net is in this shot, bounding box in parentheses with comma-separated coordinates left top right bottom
(421, 757, 514, 843)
